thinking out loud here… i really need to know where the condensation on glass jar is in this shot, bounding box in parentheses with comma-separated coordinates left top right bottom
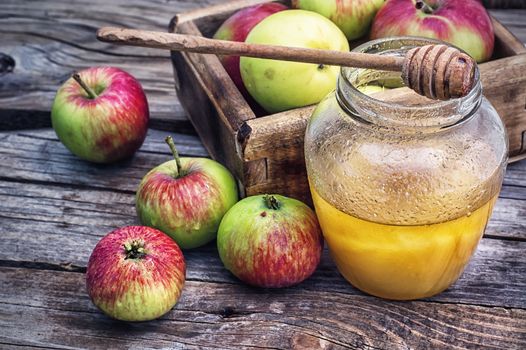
(304, 37, 508, 300)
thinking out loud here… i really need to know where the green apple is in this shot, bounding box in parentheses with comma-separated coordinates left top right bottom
(240, 10, 350, 114)
(292, 0, 385, 40)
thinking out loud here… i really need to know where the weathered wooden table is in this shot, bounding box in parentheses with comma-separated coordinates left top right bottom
(1, 1, 525, 349)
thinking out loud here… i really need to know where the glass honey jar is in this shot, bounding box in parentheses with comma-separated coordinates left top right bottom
(304, 37, 508, 300)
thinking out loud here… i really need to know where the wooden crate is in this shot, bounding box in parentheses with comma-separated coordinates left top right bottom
(169, 0, 526, 204)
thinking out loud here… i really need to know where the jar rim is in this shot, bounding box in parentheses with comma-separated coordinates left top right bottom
(338, 36, 482, 130)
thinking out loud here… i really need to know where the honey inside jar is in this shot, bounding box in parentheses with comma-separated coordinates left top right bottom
(311, 187, 497, 300)
(304, 38, 508, 300)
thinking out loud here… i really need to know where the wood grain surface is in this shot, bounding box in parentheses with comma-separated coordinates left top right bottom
(1, 1, 525, 349)
(0, 0, 223, 132)
(1, 2, 524, 131)
(1, 267, 525, 350)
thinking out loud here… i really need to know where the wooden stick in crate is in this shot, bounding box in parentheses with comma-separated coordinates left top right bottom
(97, 26, 476, 100)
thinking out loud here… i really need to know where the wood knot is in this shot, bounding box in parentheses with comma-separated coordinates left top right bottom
(220, 306, 235, 318)
(402, 44, 476, 100)
(0, 53, 15, 75)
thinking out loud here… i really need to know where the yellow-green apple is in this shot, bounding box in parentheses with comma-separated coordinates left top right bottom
(292, 0, 385, 40)
(371, 0, 494, 62)
(217, 194, 323, 288)
(51, 67, 149, 163)
(136, 136, 238, 249)
(240, 10, 350, 113)
(213, 2, 287, 107)
(86, 226, 185, 321)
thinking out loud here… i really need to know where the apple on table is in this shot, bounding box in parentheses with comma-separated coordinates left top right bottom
(217, 194, 323, 288)
(51, 67, 149, 163)
(136, 136, 238, 249)
(86, 226, 186, 321)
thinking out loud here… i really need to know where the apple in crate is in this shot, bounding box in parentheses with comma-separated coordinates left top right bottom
(86, 226, 185, 321)
(217, 195, 323, 288)
(240, 10, 349, 113)
(213, 2, 287, 101)
(136, 136, 238, 249)
(292, 0, 385, 40)
(371, 0, 494, 62)
(51, 67, 149, 163)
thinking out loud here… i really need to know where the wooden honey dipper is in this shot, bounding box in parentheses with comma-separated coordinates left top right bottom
(97, 27, 476, 100)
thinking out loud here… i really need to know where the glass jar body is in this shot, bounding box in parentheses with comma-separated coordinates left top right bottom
(304, 38, 508, 300)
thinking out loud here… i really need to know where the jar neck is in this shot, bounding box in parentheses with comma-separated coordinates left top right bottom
(336, 37, 482, 133)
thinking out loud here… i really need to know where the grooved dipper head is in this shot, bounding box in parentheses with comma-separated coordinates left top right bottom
(402, 44, 476, 100)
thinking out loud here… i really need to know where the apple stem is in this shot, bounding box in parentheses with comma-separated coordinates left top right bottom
(72, 72, 98, 99)
(263, 195, 280, 210)
(415, 0, 434, 14)
(165, 136, 184, 178)
(124, 240, 146, 260)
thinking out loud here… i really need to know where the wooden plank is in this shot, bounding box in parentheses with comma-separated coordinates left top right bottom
(170, 28, 246, 184)
(490, 10, 526, 47)
(491, 16, 526, 58)
(504, 161, 526, 189)
(479, 55, 526, 159)
(1, 4, 524, 132)
(0, 129, 207, 193)
(0, 179, 524, 308)
(485, 1, 526, 9)
(170, 18, 258, 187)
(1, 128, 525, 239)
(0, 267, 525, 349)
(0, 0, 222, 131)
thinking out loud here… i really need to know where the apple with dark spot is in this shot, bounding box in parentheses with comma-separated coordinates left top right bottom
(136, 136, 238, 249)
(213, 2, 287, 107)
(217, 194, 323, 288)
(371, 0, 494, 62)
(240, 10, 349, 113)
(86, 226, 186, 321)
(51, 67, 149, 163)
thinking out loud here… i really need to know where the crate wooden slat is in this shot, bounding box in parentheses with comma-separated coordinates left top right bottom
(170, 0, 526, 203)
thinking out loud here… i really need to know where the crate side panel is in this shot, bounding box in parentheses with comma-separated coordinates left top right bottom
(480, 54, 526, 158)
(171, 50, 244, 181)
(491, 17, 526, 58)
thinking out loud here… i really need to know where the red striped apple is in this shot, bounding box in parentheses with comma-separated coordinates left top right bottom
(136, 137, 238, 249)
(86, 226, 185, 321)
(217, 194, 323, 288)
(213, 2, 287, 106)
(51, 67, 149, 163)
(371, 0, 494, 62)
(292, 0, 385, 40)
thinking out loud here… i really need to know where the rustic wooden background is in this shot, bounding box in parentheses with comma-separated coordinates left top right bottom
(1, 1, 525, 349)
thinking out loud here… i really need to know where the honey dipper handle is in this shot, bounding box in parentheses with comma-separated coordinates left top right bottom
(97, 27, 405, 71)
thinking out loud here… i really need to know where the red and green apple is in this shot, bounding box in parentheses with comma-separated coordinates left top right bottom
(86, 226, 186, 321)
(217, 194, 323, 288)
(213, 2, 287, 105)
(292, 0, 385, 40)
(371, 0, 494, 62)
(136, 136, 238, 249)
(51, 67, 149, 163)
